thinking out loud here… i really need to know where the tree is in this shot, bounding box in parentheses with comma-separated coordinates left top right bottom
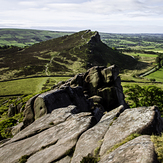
(124, 84, 163, 114)
(156, 57, 161, 68)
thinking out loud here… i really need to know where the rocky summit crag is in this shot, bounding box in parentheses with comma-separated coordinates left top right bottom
(0, 65, 163, 163)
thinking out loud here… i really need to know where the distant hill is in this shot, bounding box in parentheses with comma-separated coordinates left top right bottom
(0, 30, 137, 81)
(0, 28, 73, 47)
(1, 29, 163, 51)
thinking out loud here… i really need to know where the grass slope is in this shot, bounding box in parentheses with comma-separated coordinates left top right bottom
(0, 77, 70, 96)
(0, 30, 137, 81)
(145, 67, 163, 82)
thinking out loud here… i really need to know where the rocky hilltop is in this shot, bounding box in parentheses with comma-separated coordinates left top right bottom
(0, 65, 163, 163)
(0, 30, 137, 81)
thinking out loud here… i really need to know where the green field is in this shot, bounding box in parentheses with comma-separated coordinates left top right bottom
(124, 52, 157, 58)
(123, 51, 163, 83)
(145, 67, 163, 82)
(0, 77, 70, 96)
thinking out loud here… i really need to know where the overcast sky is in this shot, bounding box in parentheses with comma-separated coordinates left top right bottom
(1, 0, 163, 33)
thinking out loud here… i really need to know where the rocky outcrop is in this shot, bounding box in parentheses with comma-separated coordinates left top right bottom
(0, 106, 94, 163)
(71, 105, 125, 163)
(99, 135, 159, 163)
(0, 65, 163, 163)
(88, 31, 101, 44)
(100, 106, 163, 156)
(0, 105, 162, 163)
(23, 94, 40, 128)
(22, 65, 127, 128)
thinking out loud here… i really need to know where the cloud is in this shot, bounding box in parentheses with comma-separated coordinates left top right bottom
(18, 1, 38, 7)
(0, 0, 163, 33)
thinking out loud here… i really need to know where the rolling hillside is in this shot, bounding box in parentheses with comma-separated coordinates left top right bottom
(0, 28, 73, 47)
(0, 30, 137, 81)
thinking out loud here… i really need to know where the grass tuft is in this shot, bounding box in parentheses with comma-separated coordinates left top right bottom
(19, 155, 30, 163)
(107, 133, 141, 154)
(80, 154, 100, 163)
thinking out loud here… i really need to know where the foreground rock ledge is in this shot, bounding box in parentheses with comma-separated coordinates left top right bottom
(99, 135, 159, 163)
(100, 106, 163, 156)
(0, 66, 163, 163)
(0, 106, 162, 163)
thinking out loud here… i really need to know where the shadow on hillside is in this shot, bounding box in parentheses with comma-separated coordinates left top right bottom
(133, 61, 151, 70)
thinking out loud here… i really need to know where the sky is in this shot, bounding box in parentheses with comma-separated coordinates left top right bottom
(1, 0, 163, 33)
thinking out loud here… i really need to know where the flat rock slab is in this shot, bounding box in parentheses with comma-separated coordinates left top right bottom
(55, 156, 71, 163)
(0, 109, 93, 163)
(100, 106, 163, 156)
(99, 135, 158, 163)
(1, 105, 75, 146)
(71, 105, 124, 163)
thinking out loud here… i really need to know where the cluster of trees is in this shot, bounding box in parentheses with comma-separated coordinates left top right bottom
(0, 45, 11, 49)
(0, 45, 19, 49)
(156, 53, 163, 68)
(124, 84, 163, 114)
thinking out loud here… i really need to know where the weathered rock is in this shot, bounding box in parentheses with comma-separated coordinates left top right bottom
(84, 66, 104, 96)
(68, 86, 90, 113)
(23, 94, 40, 128)
(99, 135, 159, 163)
(11, 122, 24, 136)
(34, 86, 90, 119)
(92, 104, 105, 122)
(0, 108, 93, 163)
(101, 65, 119, 83)
(114, 76, 129, 108)
(3, 105, 76, 145)
(100, 106, 163, 156)
(49, 65, 126, 113)
(55, 156, 71, 163)
(26, 112, 93, 163)
(8, 104, 16, 117)
(89, 95, 103, 104)
(70, 73, 84, 87)
(17, 102, 23, 113)
(71, 105, 125, 163)
(81, 65, 127, 111)
(98, 87, 119, 111)
(1, 65, 161, 163)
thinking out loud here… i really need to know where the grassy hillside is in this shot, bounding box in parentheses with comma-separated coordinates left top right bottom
(0, 30, 137, 81)
(0, 28, 73, 47)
